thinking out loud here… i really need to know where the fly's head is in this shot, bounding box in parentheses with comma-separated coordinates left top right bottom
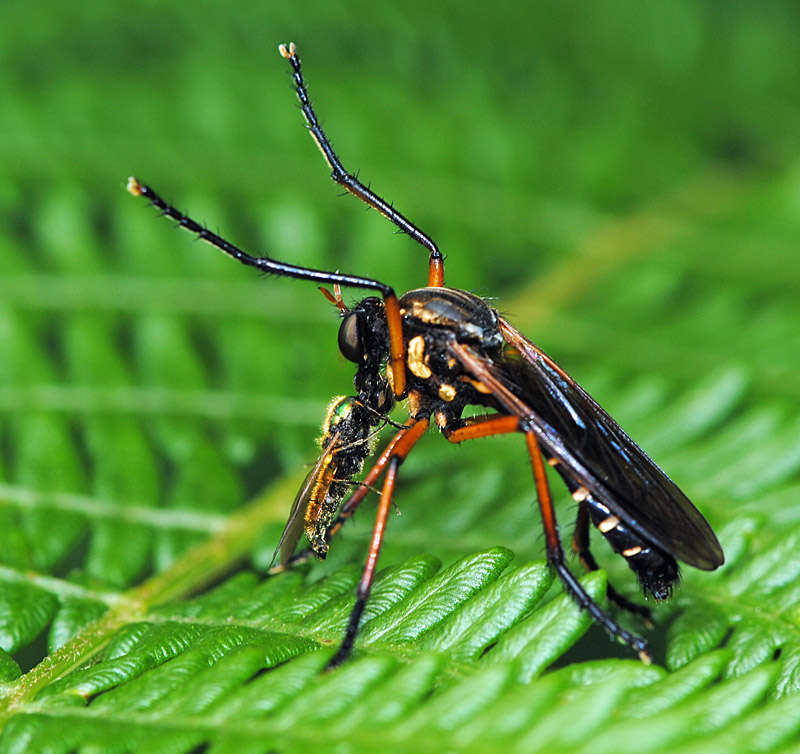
(337, 296, 394, 418)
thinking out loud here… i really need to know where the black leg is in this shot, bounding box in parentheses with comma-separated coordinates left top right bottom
(525, 433, 652, 664)
(278, 42, 442, 269)
(571, 493, 654, 625)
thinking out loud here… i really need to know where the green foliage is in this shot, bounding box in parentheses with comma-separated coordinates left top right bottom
(2, 1, 800, 752)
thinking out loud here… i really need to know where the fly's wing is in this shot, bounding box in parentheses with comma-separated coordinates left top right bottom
(273, 430, 341, 567)
(450, 321, 724, 570)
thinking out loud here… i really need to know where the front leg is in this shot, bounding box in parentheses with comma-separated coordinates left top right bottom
(326, 416, 430, 669)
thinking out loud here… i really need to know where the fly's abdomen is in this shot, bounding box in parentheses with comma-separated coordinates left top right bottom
(303, 454, 341, 557)
(560, 469, 681, 601)
(583, 497, 680, 600)
(399, 288, 503, 349)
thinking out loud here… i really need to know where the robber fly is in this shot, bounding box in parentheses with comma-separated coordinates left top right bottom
(128, 42, 724, 669)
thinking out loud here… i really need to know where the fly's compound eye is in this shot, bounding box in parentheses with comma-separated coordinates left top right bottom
(338, 311, 364, 363)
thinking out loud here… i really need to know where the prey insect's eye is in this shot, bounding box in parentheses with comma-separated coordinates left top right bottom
(338, 311, 364, 362)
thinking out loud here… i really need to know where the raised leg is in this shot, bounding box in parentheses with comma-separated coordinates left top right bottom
(279, 42, 443, 283)
(127, 177, 408, 397)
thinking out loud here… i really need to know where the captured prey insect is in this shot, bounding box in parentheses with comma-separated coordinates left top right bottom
(127, 42, 724, 668)
(275, 391, 391, 566)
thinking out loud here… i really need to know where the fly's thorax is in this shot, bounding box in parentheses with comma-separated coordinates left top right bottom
(319, 396, 356, 449)
(398, 288, 503, 351)
(394, 288, 504, 415)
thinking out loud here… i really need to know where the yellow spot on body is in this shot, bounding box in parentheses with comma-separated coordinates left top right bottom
(597, 515, 620, 533)
(324, 396, 351, 424)
(622, 546, 643, 558)
(571, 486, 590, 502)
(459, 376, 492, 394)
(407, 335, 432, 379)
(547, 457, 560, 467)
(438, 383, 457, 402)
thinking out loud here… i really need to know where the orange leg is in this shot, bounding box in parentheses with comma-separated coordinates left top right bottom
(384, 292, 407, 397)
(447, 413, 651, 663)
(332, 417, 429, 539)
(326, 416, 430, 668)
(428, 254, 445, 287)
(445, 414, 520, 442)
(528, 431, 651, 662)
(326, 457, 398, 669)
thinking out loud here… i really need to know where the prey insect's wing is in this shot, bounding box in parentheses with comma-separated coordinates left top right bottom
(450, 320, 724, 570)
(274, 430, 342, 567)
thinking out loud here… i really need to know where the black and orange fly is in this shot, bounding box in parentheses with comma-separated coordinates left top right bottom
(128, 43, 723, 668)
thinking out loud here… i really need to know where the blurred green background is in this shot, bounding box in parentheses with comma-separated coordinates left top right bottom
(2, 0, 800, 688)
